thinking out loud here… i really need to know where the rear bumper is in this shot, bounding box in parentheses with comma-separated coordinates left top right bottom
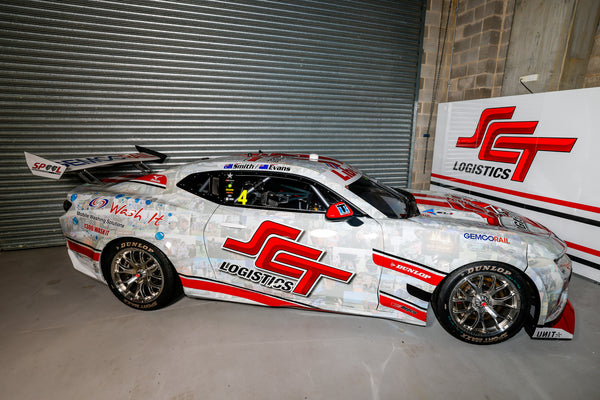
(65, 239, 106, 283)
(528, 300, 575, 340)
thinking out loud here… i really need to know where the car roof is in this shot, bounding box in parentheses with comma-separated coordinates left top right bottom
(175, 152, 364, 186)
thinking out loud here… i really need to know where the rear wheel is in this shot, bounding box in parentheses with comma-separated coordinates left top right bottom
(102, 239, 181, 310)
(433, 262, 529, 344)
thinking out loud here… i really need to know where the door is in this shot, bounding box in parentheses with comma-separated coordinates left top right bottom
(204, 171, 383, 314)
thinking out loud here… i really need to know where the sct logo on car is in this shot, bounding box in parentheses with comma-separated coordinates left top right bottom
(222, 221, 354, 296)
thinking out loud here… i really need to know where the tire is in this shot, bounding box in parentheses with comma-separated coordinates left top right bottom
(102, 239, 181, 310)
(432, 262, 529, 344)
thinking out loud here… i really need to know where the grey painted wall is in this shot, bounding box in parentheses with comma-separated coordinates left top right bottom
(502, 0, 600, 95)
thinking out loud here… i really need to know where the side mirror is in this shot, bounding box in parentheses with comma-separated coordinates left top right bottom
(326, 202, 354, 220)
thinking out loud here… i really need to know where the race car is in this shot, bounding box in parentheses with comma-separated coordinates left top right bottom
(25, 147, 574, 344)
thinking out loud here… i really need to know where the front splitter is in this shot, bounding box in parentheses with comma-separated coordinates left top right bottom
(529, 300, 575, 340)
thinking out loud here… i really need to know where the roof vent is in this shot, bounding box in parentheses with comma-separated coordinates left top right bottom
(309, 153, 319, 161)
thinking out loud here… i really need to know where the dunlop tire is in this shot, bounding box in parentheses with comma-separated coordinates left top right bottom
(432, 261, 529, 345)
(101, 238, 181, 310)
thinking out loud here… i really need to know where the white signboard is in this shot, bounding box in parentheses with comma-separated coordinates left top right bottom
(432, 87, 600, 282)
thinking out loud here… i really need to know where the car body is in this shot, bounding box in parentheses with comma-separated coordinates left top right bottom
(26, 149, 575, 344)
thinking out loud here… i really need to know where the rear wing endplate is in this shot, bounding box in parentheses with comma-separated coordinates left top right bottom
(24, 145, 167, 182)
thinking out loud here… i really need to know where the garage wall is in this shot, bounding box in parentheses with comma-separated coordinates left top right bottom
(0, 0, 425, 250)
(413, 0, 600, 190)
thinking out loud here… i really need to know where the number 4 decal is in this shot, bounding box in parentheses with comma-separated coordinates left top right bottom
(236, 190, 248, 205)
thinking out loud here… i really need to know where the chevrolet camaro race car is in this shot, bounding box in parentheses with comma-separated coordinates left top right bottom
(25, 147, 575, 344)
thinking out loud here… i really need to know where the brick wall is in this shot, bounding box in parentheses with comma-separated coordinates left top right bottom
(411, 0, 454, 190)
(447, 0, 514, 101)
(412, 0, 515, 190)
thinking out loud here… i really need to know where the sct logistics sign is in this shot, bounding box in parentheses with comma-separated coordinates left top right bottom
(431, 87, 600, 282)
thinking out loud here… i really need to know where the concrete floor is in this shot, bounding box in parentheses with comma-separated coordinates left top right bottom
(1, 246, 599, 400)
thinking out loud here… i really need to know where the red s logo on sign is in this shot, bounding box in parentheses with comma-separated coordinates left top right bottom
(223, 221, 354, 296)
(456, 107, 577, 182)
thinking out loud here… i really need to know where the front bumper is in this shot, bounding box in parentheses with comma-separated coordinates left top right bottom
(527, 300, 575, 340)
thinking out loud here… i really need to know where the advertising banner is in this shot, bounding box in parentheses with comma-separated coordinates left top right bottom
(432, 87, 600, 282)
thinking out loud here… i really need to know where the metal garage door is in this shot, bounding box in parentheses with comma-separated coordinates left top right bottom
(0, 0, 424, 250)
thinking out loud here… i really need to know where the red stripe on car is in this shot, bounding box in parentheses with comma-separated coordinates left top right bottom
(66, 239, 101, 261)
(179, 276, 316, 310)
(373, 251, 444, 286)
(379, 294, 427, 322)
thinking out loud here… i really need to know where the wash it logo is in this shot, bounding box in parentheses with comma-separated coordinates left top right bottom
(223, 221, 354, 296)
(456, 107, 577, 182)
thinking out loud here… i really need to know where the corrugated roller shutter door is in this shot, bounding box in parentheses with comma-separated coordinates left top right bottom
(0, 0, 424, 250)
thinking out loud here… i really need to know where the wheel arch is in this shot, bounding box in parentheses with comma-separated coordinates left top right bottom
(99, 236, 183, 310)
(431, 259, 541, 343)
(99, 236, 176, 282)
(432, 259, 536, 301)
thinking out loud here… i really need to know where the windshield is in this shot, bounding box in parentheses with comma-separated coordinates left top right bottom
(348, 176, 416, 219)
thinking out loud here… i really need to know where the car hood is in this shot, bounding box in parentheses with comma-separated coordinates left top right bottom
(410, 191, 554, 236)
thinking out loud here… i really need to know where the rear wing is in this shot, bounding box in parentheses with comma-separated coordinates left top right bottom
(24, 145, 167, 182)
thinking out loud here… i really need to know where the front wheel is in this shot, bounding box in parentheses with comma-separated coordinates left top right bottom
(433, 262, 529, 344)
(102, 239, 181, 310)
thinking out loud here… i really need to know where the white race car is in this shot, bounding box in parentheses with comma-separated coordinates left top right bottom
(25, 147, 574, 344)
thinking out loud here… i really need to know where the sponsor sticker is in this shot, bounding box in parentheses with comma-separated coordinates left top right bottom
(89, 197, 109, 208)
(76, 210, 125, 228)
(24, 152, 66, 180)
(379, 293, 427, 322)
(57, 152, 156, 168)
(222, 220, 354, 296)
(131, 174, 167, 189)
(463, 233, 511, 244)
(372, 249, 446, 286)
(83, 223, 110, 236)
(108, 202, 165, 226)
(532, 328, 573, 339)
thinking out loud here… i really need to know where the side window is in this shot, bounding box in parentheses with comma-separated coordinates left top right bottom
(312, 182, 344, 207)
(177, 172, 220, 202)
(313, 181, 364, 217)
(224, 174, 332, 212)
(178, 171, 362, 216)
